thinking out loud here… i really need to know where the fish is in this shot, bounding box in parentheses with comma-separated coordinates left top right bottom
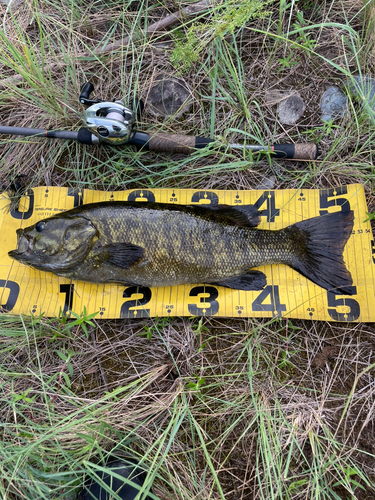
(8, 201, 354, 294)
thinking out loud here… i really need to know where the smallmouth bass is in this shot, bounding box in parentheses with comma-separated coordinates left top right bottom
(8, 201, 354, 294)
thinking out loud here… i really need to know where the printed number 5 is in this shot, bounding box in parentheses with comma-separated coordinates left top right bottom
(327, 287, 360, 321)
(319, 186, 350, 215)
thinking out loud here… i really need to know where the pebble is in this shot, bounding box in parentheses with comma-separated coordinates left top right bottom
(0, 0, 23, 8)
(320, 86, 348, 122)
(278, 94, 305, 125)
(258, 175, 276, 190)
(147, 77, 192, 118)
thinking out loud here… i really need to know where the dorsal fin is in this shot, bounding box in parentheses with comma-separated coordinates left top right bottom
(189, 204, 261, 228)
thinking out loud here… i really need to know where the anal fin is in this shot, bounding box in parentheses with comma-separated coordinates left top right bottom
(213, 270, 266, 291)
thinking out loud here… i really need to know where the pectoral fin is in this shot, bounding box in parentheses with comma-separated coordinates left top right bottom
(213, 270, 266, 290)
(93, 243, 144, 269)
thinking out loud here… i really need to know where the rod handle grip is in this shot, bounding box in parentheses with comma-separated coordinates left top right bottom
(272, 143, 319, 160)
(147, 133, 214, 154)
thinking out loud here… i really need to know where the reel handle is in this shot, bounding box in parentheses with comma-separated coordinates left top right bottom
(79, 82, 102, 106)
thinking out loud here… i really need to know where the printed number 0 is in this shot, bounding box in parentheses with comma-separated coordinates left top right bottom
(10, 189, 34, 220)
(0, 280, 20, 312)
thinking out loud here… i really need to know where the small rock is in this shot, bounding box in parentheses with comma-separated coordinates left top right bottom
(258, 175, 276, 190)
(278, 94, 305, 125)
(311, 345, 339, 369)
(0, 0, 23, 8)
(320, 86, 348, 122)
(147, 77, 192, 118)
(346, 75, 375, 112)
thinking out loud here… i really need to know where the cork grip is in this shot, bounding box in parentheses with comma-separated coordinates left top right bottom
(147, 133, 197, 154)
(293, 143, 319, 160)
(273, 143, 319, 160)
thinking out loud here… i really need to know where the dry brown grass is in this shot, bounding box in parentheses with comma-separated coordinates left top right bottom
(0, 0, 375, 499)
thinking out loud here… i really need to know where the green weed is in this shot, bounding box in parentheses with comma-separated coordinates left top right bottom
(171, 0, 272, 72)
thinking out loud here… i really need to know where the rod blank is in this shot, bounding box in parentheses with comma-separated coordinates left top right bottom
(0, 126, 319, 160)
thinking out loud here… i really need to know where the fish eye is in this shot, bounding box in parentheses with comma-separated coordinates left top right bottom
(35, 221, 46, 232)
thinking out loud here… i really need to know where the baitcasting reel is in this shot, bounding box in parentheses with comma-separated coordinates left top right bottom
(79, 82, 140, 145)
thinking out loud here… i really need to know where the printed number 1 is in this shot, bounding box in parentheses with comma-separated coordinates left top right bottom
(67, 188, 84, 207)
(60, 284, 74, 315)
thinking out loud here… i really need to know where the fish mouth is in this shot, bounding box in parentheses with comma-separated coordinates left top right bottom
(8, 230, 34, 260)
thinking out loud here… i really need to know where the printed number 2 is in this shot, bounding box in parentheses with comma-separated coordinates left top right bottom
(327, 287, 360, 321)
(252, 285, 286, 317)
(120, 287, 151, 318)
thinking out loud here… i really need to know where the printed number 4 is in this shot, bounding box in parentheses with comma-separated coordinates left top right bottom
(252, 286, 286, 317)
(254, 191, 279, 222)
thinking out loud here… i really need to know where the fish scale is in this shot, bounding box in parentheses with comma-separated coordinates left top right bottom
(8, 201, 354, 294)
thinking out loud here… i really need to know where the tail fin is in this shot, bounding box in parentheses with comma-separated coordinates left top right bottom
(286, 211, 354, 295)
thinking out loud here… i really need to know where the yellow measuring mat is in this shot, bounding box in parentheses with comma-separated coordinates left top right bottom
(0, 184, 374, 321)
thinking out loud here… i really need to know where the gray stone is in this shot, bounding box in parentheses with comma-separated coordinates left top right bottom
(278, 94, 305, 125)
(258, 175, 276, 190)
(320, 86, 348, 122)
(0, 0, 23, 8)
(147, 77, 192, 118)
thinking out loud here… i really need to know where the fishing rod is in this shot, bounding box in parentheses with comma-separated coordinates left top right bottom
(0, 82, 319, 161)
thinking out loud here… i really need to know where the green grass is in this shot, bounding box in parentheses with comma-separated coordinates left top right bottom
(1, 0, 375, 499)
